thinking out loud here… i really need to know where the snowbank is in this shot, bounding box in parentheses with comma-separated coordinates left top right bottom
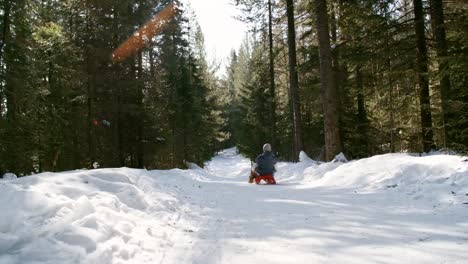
(0, 168, 197, 264)
(306, 153, 465, 186)
(276, 152, 468, 208)
(1, 173, 17, 180)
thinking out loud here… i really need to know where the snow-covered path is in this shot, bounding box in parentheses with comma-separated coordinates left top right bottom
(1, 148, 467, 263)
(162, 148, 468, 264)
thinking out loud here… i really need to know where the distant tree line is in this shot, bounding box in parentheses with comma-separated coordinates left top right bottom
(227, 0, 467, 161)
(0, 0, 223, 175)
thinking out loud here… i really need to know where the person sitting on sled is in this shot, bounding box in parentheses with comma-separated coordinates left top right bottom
(249, 143, 277, 184)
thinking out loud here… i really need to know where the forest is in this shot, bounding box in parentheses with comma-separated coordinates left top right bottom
(0, 0, 466, 175)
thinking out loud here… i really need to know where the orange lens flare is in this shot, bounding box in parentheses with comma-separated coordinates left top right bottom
(112, 2, 175, 62)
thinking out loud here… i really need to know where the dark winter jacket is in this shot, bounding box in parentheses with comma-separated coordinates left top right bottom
(255, 151, 277, 176)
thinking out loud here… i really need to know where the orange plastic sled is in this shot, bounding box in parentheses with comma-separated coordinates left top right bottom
(255, 174, 276, 185)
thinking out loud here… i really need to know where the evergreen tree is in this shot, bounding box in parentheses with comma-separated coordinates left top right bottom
(232, 0, 467, 159)
(0, 0, 221, 175)
(313, 0, 342, 161)
(285, 0, 303, 160)
(413, 0, 435, 152)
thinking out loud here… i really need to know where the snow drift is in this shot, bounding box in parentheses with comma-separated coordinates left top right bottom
(279, 152, 468, 207)
(0, 168, 199, 264)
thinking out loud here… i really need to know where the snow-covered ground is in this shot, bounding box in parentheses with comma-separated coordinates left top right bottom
(1, 148, 467, 264)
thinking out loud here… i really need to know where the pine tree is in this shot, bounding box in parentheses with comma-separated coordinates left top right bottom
(285, 0, 303, 160)
(413, 0, 435, 152)
(430, 0, 450, 147)
(0, 0, 221, 174)
(313, 0, 342, 161)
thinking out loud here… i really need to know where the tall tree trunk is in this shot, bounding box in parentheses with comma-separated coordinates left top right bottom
(430, 0, 451, 147)
(314, 0, 342, 161)
(268, 0, 277, 149)
(285, 0, 303, 160)
(0, 0, 11, 63)
(2, 0, 16, 173)
(330, 2, 346, 153)
(413, 0, 434, 152)
(149, 48, 155, 76)
(389, 64, 396, 153)
(112, 5, 124, 167)
(3, 0, 14, 124)
(136, 50, 144, 168)
(382, 1, 396, 153)
(85, 4, 95, 166)
(356, 66, 368, 157)
(117, 80, 124, 166)
(0, 0, 11, 119)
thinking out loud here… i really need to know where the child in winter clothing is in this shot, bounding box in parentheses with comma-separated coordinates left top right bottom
(249, 144, 277, 184)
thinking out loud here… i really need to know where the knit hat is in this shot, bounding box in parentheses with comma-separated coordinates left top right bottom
(263, 143, 272, 152)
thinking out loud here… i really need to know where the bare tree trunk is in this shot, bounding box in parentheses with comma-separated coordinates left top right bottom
(268, 0, 277, 148)
(356, 66, 368, 157)
(111, 5, 125, 167)
(0, 0, 11, 119)
(3, 0, 14, 123)
(430, 0, 451, 147)
(413, 0, 435, 152)
(330, 2, 347, 153)
(285, 0, 303, 160)
(381, 1, 396, 153)
(85, 3, 96, 167)
(0, 0, 11, 120)
(2, 0, 16, 173)
(389, 69, 395, 153)
(0, 0, 10, 63)
(149, 48, 155, 76)
(136, 50, 144, 168)
(314, 0, 342, 161)
(117, 82, 124, 166)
